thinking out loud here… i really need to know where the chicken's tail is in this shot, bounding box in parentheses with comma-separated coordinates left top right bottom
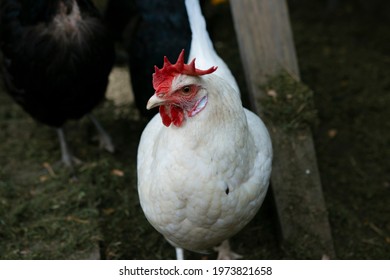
(184, 0, 240, 95)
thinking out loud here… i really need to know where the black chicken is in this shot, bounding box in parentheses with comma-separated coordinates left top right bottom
(0, 0, 115, 170)
(104, 0, 136, 43)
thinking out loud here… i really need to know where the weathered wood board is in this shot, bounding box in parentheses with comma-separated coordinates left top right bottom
(230, 0, 335, 259)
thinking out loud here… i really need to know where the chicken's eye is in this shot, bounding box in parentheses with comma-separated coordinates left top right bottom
(182, 86, 191, 94)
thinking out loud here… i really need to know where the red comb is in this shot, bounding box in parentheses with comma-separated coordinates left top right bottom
(153, 49, 217, 94)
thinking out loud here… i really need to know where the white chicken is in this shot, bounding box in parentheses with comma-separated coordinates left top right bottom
(137, 52, 272, 260)
(137, 0, 272, 260)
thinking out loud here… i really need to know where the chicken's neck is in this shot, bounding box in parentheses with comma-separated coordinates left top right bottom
(163, 75, 248, 150)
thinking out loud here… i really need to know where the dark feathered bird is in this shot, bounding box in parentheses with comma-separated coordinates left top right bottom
(0, 0, 115, 170)
(125, 0, 192, 119)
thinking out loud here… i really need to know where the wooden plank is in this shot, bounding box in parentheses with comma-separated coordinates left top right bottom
(230, 0, 335, 258)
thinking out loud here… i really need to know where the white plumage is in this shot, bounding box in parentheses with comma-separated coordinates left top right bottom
(137, 0, 272, 260)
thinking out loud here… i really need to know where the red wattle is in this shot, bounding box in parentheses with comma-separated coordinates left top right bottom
(159, 106, 172, 127)
(170, 106, 185, 127)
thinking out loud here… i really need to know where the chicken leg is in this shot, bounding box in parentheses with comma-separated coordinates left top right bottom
(88, 114, 115, 153)
(56, 127, 82, 177)
(175, 247, 184, 260)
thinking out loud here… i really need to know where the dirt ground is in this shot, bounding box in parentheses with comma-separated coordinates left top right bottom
(289, 0, 390, 259)
(0, 0, 389, 259)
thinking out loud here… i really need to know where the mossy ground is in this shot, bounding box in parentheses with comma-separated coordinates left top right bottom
(261, 71, 318, 131)
(289, 0, 390, 259)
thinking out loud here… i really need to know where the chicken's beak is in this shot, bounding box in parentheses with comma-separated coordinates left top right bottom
(146, 94, 166, 110)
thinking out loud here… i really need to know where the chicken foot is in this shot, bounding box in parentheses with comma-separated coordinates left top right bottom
(214, 240, 242, 260)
